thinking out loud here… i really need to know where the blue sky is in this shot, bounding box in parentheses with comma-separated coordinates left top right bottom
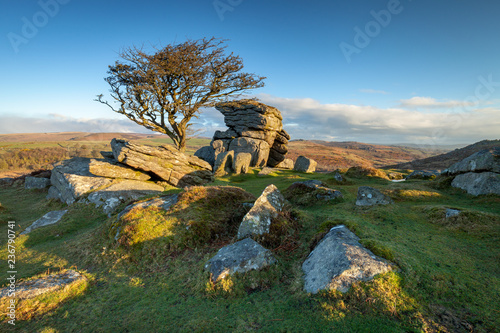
(0, 0, 499, 145)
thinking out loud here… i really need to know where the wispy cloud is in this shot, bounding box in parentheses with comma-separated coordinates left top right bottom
(0, 94, 498, 146)
(359, 89, 389, 95)
(253, 94, 499, 144)
(0, 114, 153, 134)
(398, 96, 476, 109)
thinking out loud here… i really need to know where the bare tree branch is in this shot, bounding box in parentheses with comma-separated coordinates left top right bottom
(95, 37, 265, 151)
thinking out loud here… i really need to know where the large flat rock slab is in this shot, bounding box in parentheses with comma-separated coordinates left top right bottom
(445, 147, 500, 175)
(205, 238, 276, 282)
(48, 158, 114, 205)
(302, 225, 393, 294)
(21, 210, 68, 235)
(111, 139, 213, 187)
(0, 270, 85, 300)
(89, 159, 151, 181)
(237, 184, 286, 239)
(451, 172, 500, 196)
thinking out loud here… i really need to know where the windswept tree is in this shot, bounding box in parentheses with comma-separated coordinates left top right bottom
(96, 37, 266, 152)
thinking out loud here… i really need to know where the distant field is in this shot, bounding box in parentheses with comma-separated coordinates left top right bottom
(287, 140, 446, 172)
(0, 133, 210, 177)
(0, 132, 455, 176)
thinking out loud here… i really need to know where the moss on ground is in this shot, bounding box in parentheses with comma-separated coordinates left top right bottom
(0, 170, 498, 332)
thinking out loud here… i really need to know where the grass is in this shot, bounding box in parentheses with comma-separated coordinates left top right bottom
(0, 169, 499, 332)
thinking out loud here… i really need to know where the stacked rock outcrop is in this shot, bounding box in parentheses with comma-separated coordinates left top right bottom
(195, 100, 290, 170)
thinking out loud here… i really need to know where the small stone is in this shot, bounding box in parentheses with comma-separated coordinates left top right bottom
(294, 156, 317, 173)
(237, 185, 286, 239)
(21, 210, 68, 235)
(333, 172, 345, 182)
(24, 176, 51, 189)
(0, 270, 85, 300)
(276, 158, 294, 169)
(356, 186, 393, 206)
(445, 209, 461, 218)
(258, 167, 276, 176)
(205, 238, 276, 282)
(405, 170, 439, 180)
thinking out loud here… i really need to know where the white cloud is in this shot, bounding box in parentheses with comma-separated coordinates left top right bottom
(0, 94, 498, 146)
(0, 114, 153, 134)
(252, 94, 499, 144)
(359, 89, 389, 95)
(398, 96, 476, 109)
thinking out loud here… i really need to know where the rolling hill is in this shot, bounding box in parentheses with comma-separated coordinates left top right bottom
(385, 139, 500, 171)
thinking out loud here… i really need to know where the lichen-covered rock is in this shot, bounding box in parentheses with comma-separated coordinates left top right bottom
(211, 139, 230, 164)
(294, 156, 317, 173)
(49, 158, 114, 205)
(229, 137, 270, 168)
(258, 167, 276, 176)
(213, 150, 235, 177)
(285, 180, 343, 205)
(267, 129, 290, 167)
(194, 146, 216, 167)
(197, 100, 290, 170)
(116, 194, 179, 221)
(87, 180, 165, 215)
(88, 159, 151, 181)
(445, 147, 500, 175)
(237, 184, 286, 239)
(216, 100, 283, 134)
(233, 152, 252, 175)
(0, 270, 85, 300)
(451, 172, 500, 196)
(445, 208, 461, 218)
(111, 139, 213, 187)
(205, 238, 276, 282)
(20, 210, 68, 235)
(302, 225, 392, 293)
(276, 158, 294, 169)
(405, 170, 439, 180)
(24, 176, 51, 189)
(333, 172, 345, 182)
(356, 186, 393, 206)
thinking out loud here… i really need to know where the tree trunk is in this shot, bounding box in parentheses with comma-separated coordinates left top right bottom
(177, 127, 187, 152)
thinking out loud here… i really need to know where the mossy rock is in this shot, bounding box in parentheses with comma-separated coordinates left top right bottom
(345, 166, 389, 180)
(284, 181, 343, 206)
